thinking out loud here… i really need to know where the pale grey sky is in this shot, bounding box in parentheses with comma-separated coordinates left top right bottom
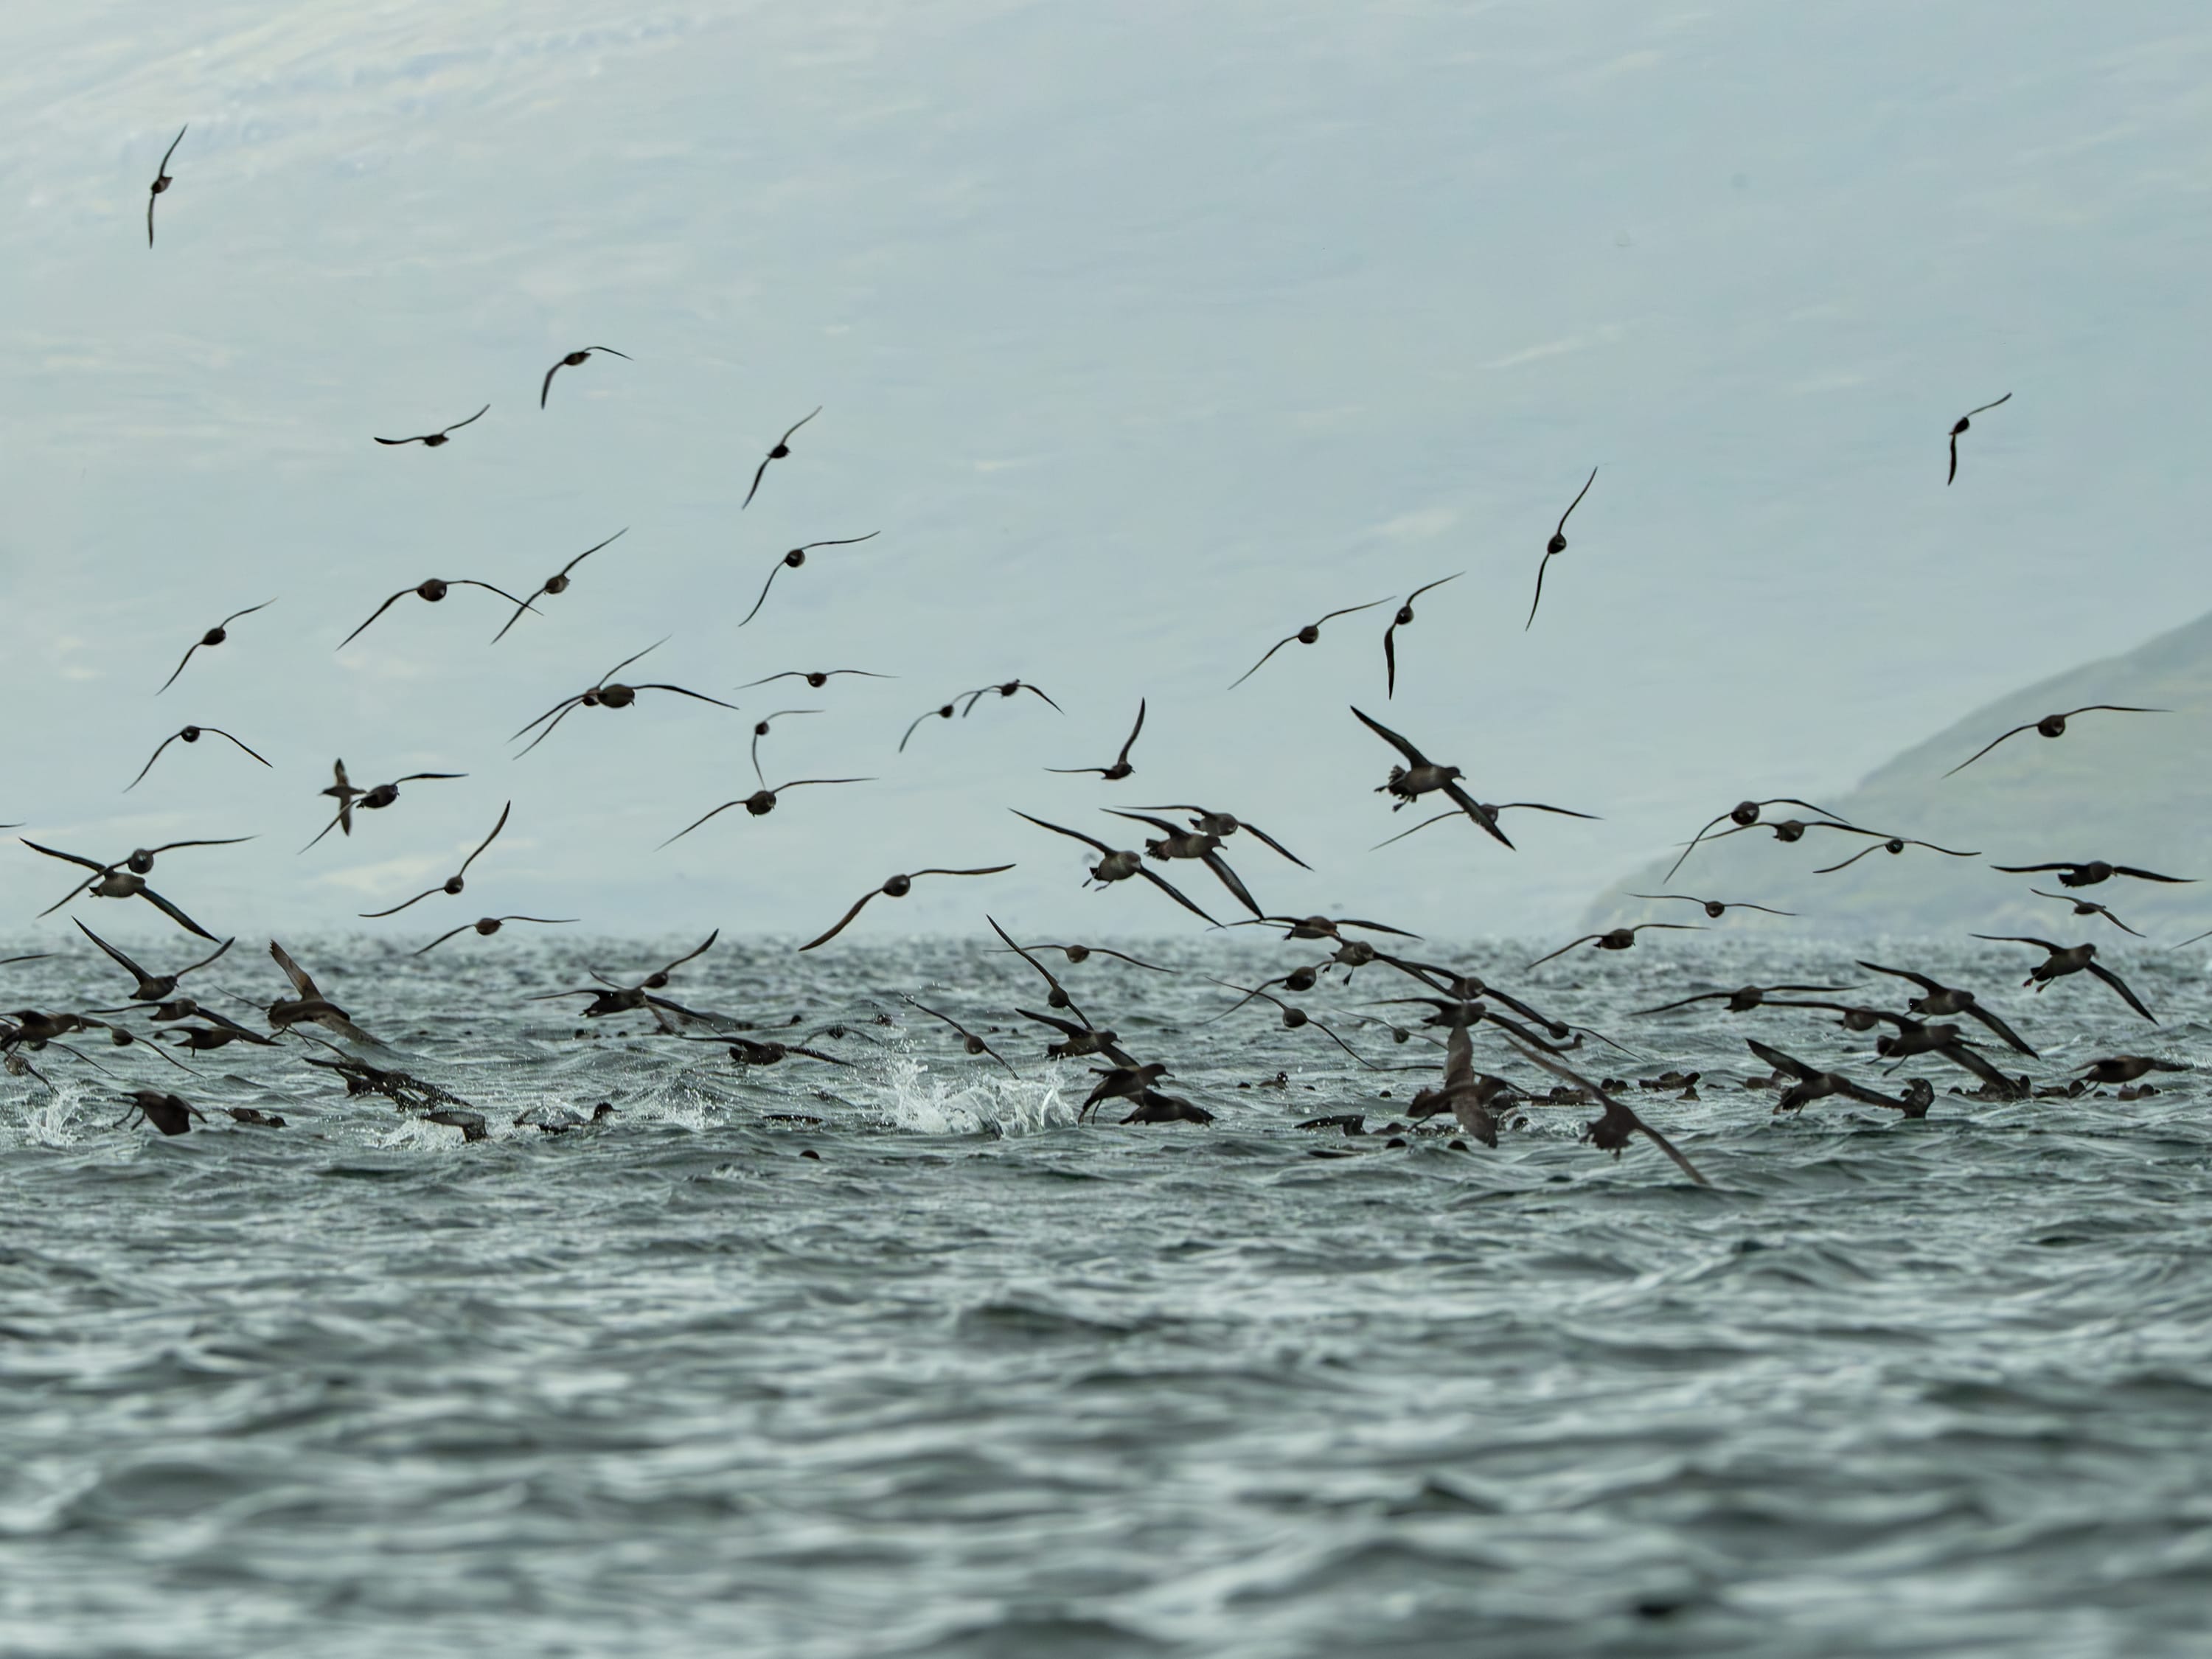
(4, 1, 2209, 947)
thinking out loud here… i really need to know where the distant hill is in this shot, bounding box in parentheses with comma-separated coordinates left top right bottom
(1585, 609, 2212, 940)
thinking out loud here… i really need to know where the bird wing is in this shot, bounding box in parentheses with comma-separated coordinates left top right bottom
(1015, 683, 1063, 713)
(1854, 959, 1940, 994)
(1237, 821, 1311, 870)
(540, 361, 561, 408)
(391, 773, 467, 785)
(337, 589, 415, 650)
(136, 884, 215, 940)
(1631, 991, 1728, 1015)
(373, 434, 426, 446)
(512, 700, 589, 757)
(1524, 550, 1556, 630)
(156, 641, 202, 694)
(358, 886, 442, 919)
(1012, 810, 1115, 858)
(203, 728, 272, 768)
(741, 455, 773, 509)
(1227, 633, 1297, 690)
(1347, 704, 1430, 769)
(1989, 863, 2070, 875)
(1524, 935, 1599, 970)
(1115, 698, 1146, 765)
(636, 684, 742, 712)
(1135, 866, 1222, 927)
(1104, 810, 1186, 838)
(799, 888, 880, 951)
(2112, 866, 2194, 883)
(1440, 782, 1515, 851)
(911, 866, 1017, 880)
(658, 801, 744, 848)
(987, 916, 1087, 1023)
(455, 802, 512, 877)
(442, 405, 490, 434)
(1944, 722, 2035, 776)
(1969, 934, 2065, 950)
(1812, 844, 1884, 874)
(412, 924, 473, 956)
(2087, 961, 2157, 1022)
(20, 839, 106, 874)
(738, 559, 786, 627)
(125, 732, 184, 790)
(1934, 1041, 2012, 1091)
(1964, 392, 2012, 419)
(1746, 1038, 1816, 1081)
(219, 599, 274, 629)
(450, 580, 538, 612)
(269, 941, 319, 999)
(73, 919, 147, 984)
(1960, 1001, 2037, 1057)
(778, 407, 822, 446)
(798, 532, 880, 552)
(1381, 620, 1399, 698)
(1198, 850, 1264, 919)
(158, 125, 187, 173)
(2073, 705, 2167, 717)
(1555, 465, 1598, 535)
(1947, 431, 1960, 486)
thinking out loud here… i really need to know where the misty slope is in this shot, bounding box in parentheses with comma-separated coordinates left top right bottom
(1586, 608, 2212, 941)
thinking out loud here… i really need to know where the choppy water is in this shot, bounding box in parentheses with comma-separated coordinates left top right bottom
(4, 933, 2211, 1658)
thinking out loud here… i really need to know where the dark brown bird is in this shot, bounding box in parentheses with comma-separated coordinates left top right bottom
(1634, 982, 1854, 1017)
(1015, 1005, 1134, 1067)
(493, 529, 628, 642)
(512, 641, 740, 757)
(114, 1090, 206, 1135)
(1381, 574, 1461, 698)
(1947, 392, 2010, 485)
(1525, 465, 1596, 630)
(540, 347, 630, 408)
(374, 405, 490, 448)
(1746, 1039, 1919, 1116)
(1010, 812, 1219, 925)
(1812, 834, 1979, 875)
(742, 407, 821, 509)
(24, 838, 238, 936)
(1630, 894, 1795, 919)
(900, 682, 1062, 751)
(900, 995, 1018, 1076)
(1854, 959, 2039, 1056)
(159, 600, 274, 693)
(1230, 599, 1392, 690)
(413, 915, 577, 956)
(1505, 1038, 1708, 1183)
(987, 916, 1099, 1025)
(1081, 1061, 1171, 1121)
(74, 920, 231, 1004)
(1119, 1090, 1214, 1125)
(1125, 804, 1309, 868)
(741, 667, 894, 691)
(1350, 706, 1512, 849)
(1205, 978, 1378, 1068)
(1526, 923, 1703, 971)
(799, 866, 1015, 951)
(303, 760, 465, 849)
(1104, 810, 1265, 918)
(146, 125, 185, 248)
(359, 802, 512, 917)
(2075, 1055, 2186, 1085)
(339, 577, 536, 650)
(1048, 699, 1146, 780)
(660, 776, 872, 844)
(126, 725, 270, 790)
(1944, 704, 2164, 776)
(738, 532, 880, 627)
(1990, 860, 2193, 889)
(1372, 797, 1599, 851)
(2031, 889, 2143, 938)
(1664, 797, 1854, 882)
(264, 941, 380, 1043)
(1969, 935, 2156, 1022)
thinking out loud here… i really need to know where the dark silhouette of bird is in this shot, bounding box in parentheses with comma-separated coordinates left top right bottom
(512, 641, 740, 757)
(340, 577, 536, 650)
(493, 529, 628, 642)
(414, 915, 577, 956)
(374, 406, 490, 448)
(900, 996, 1018, 1076)
(1526, 466, 1596, 630)
(2031, 889, 2143, 938)
(1010, 812, 1220, 925)
(742, 407, 821, 509)
(540, 347, 630, 408)
(146, 125, 185, 247)
(1505, 1039, 1708, 1183)
(358, 802, 512, 917)
(1947, 393, 2011, 485)
(126, 725, 270, 790)
(1944, 704, 2164, 776)
(74, 921, 231, 1004)
(159, 601, 274, 693)
(114, 1090, 206, 1135)
(1381, 574, 1461, 698)
(1812, 834, 1979, 875)
(1125, 804, 1310, 869)
(1969, 936, 2156, 1022)
(1629, 894, 1795, 919)
(1526, 923, 1703, 971)
(741, 667, 893, 691)
(738, 532, 880, 627)
(1990, 860, 2193, 889)
(1855, 959, 2039, 1056)
(1350, 706, 1512, 849)
(1048, 700, 1146, 780)
(1663, 797, 1853, 882)
(799, 866, 1014, 951)
(303, 761, 465, 849)
(1229, 599, 1393, 689)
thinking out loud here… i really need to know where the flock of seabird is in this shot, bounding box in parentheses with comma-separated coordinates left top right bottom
(0, 136, 2193, 1175)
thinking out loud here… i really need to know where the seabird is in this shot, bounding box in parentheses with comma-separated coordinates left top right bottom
(899, 683, 1061, 751)
(799, 865, 1015, 951)
(1947, 392, 2011, 485)
(265, 942, 380, 1043)
(1633, 982, 1854, 1017)
(1505, 1038, 1708, 1183)
(1745, 1038, 1921, 1116)
(1048, 699, 1146, 780)
(1010, 811, 1220, 924)
(1125, 804, 1310, 868)
(1629, 894, 1795, 919)
(1854, 959, 2039, 1056)
(742, 407, 821, 509)
(512, 641, 740, 757)
(1812, 834, 1980, 875)
(159, 601, 274, 693)
(660, 776, 872, 844)
(74, 920, 232, 1004)
(1525, 923, 1703, 972)
(737, 532, 881, 627)
(540, 347, 630, 408)
(414, 915, 577, 956)
(1380, 574, 1462, 698)
(1944, 704, 2166, 776)
(1203, 978, 1378, 1068)
(1525, 465, 1596, 630)
(125, 725, 271, 791)
(374, 406, 490, 448)
(1105, 810, 1265, 917)
(303, 761, 465, 850)
(114, 1090, 206, 1135)
(1969, 935, 2157, 1022)
(900, 995, 1018, 1075)
(2075, 1055, 2186, 1085)
(1989, 860, 2193, 889)
(146, 125, 185, 248)
(358, 802, 512, 917)
(338, 576, 537, 650)
(22, 838, 237, 936)
(2031, 889, 2143, 938)
(740, 667, 894, 690)
(1664, 797, 1854, 882)
(1229, 599, 1392, 691)
(1349, 706, 1512, 848)
(492, 529, 629, 642)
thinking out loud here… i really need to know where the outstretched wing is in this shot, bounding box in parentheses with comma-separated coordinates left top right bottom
(1943, 722, 2035, 776)
(798, 888, 880, 951)
(2087, 961, 2157, 1023)
(1348, 705, 1430, 770)
(337, 589, 414, 650)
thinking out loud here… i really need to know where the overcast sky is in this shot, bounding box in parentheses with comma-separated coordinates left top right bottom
(3, 1, 2209, 949)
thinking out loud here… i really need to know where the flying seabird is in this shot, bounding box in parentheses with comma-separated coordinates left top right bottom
(1372, 797, 1598, 851)
(159, 600, 274, 693)
(1105, 810, 1265, 917)
(1947, 392, 2011, 485)
(511, 641, 739, 757)
(146, 125, 185, 247)
(374, 405, 490, 448)
(799, 865, 1015, 951)
(1969, 935, 2157, 1022)
(1526, 923, 1703, 972)
(1380, 574, 1462, 698)
(1812, 834, 1980, 875)
(265, 941, 380, 1043)
(2030, 889, 2143, 938)
(413, 915, 577, 956)
(1629, 894, 1795, 919)
(1048, 699, 1146, 780)
(1989, 860, 2193, 889)
(660, 776, 872, 844)
(1745, 1039, 1921, 1116)
(900, 995, 1018, 1076)
(1349, 706, 1512, 849)
(1204, 978, 1378, 1068)
(114, 1090, 206, 1135)
(738, 532, 881, 627)
(540, 346, 630, 408)
(1505, 1038, 1708, 1184)
(2074, 1055, 2186, 1085)
(1125, 804, 1310, 868)
(742, 407, 821, 509)
(339, 577, 536, 650)
(126, 725, 271, 790)
(303, 761, 465, 849)
(1944, 704, 2165, 776)
(358, 802, 512, 917)
(493, 529, 629, 642)
(900, 681, 1062, 751)
(1633, 982, 1854, 1017)
(74, 921, 231, 1004)
(23, 838, 239, 936)
(1229, 599, 1391, 690)
(1854, 959, 2039, 1056)
(1663, 797, 1854, 882)
(1525, 465, 1596, 630)
(740, 667, 894, 690)
(1010, 811, 1220, 924)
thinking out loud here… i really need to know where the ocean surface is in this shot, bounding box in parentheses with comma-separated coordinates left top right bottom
(4, 931, 2211, 1658)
